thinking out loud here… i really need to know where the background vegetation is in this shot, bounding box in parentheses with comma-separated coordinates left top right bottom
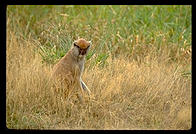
(6, 5, 191, 129)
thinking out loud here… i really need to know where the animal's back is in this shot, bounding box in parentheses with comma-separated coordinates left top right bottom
(51, 52, 80, 90)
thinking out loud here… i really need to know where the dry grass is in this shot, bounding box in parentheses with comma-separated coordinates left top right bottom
(6, 31, 191, 130)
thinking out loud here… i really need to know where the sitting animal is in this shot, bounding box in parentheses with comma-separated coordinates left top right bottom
(51, 38, 91, 103)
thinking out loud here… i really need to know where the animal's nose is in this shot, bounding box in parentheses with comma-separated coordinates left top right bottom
(82, 50, 86, 55)
(80, 50, 86, 55)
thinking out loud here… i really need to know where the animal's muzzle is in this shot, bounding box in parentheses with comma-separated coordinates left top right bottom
(80, 49, 86, 55)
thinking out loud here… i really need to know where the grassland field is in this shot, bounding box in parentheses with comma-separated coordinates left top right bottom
(6, 5, 191, 129)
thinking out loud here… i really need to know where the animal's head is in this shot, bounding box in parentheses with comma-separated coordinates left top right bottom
(72, 38, 91, 58)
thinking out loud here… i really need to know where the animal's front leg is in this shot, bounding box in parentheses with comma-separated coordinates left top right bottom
(73, 79, 84, 104)
(80, 79, 91, 95)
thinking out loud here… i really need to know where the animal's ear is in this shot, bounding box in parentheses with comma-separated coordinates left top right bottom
(88, 40, 92, 45)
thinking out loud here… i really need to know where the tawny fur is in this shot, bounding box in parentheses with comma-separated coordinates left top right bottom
(51, 38, 91, 103)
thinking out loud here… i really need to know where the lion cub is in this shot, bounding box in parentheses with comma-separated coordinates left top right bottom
(51, 38, 91, 103)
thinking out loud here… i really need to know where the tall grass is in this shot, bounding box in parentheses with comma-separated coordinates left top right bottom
(7, 5, 191, 64)
(6, 5, 191, 129)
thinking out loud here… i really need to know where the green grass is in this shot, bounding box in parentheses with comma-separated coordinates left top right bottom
(7, 5, 191, 65)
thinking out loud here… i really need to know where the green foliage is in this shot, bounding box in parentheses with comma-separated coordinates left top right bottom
(7, 5, 191, 65)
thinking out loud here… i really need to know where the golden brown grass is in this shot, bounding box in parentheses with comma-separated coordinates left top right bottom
(6, 30, 191, 130)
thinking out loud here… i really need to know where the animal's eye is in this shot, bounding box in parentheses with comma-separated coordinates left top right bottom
(84, 46, 90, 50)
(74, 43, 80, 48)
